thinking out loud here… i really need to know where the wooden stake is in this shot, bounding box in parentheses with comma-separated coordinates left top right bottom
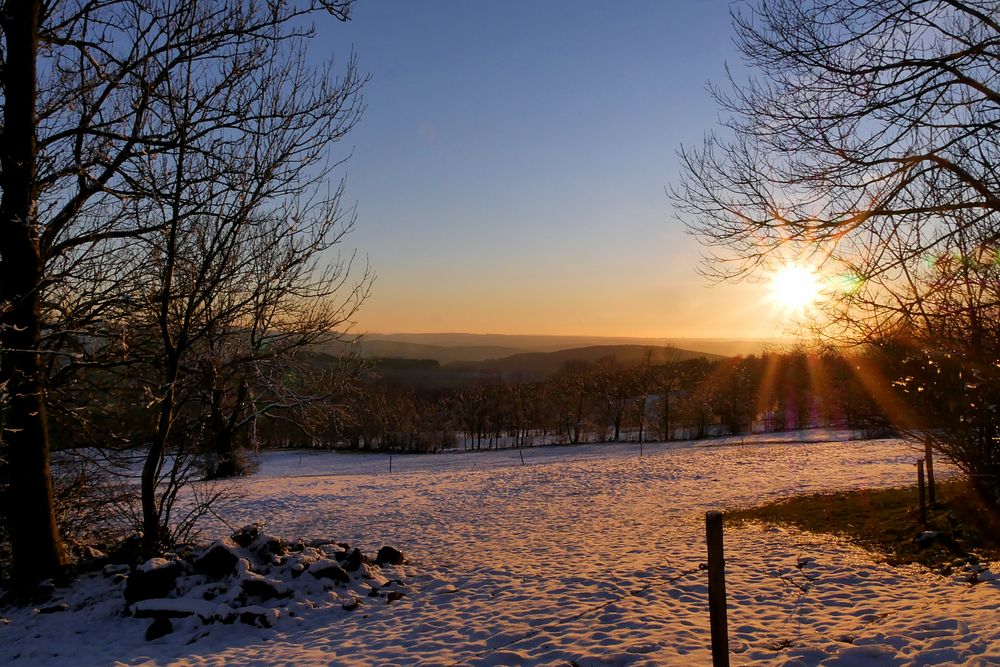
(917, 458, 927, 528)
(389, 455, 393, 474)
(924, 436, 936, 505)
(706, 511, 730, 667)
(519, 449, 525, 466)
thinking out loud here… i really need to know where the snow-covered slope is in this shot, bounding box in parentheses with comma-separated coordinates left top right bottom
(3, 432, 997, 666)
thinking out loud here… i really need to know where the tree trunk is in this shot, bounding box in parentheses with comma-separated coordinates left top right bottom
(209, 382, 248, 479)
(212, 430, 237, 478)
(209, 388, 235, 478)
(662, 395, 671, 441)
(637, 396, 645, 443)
(141, 386, 173, 557)
(0, 0, 66, 587)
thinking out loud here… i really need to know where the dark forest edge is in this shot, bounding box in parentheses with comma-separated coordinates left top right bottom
(1, 332, 984, 591)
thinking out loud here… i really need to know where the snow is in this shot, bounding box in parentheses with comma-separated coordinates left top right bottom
(130, 598, 233, 620)
(137, 558, 174, 573)
(3, 430, 998, 666)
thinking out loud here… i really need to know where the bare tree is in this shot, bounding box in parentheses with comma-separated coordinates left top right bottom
(129, 208, 369, 551)
(671, 0, 1000, 494)
(122, 8, 366, 554)
(672, 0, 1000, 336)
(0, 0, 365, 581)
(888, 238, 1000, 496)
(551, 361, 598, 444)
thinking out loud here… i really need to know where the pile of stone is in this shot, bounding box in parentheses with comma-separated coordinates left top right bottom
(113, 524, 406, 640)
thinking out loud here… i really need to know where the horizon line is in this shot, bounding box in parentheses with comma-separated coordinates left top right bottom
(359, 331, 793, 342)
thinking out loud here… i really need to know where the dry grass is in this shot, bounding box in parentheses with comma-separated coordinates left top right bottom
(728, 478, 1000, 576)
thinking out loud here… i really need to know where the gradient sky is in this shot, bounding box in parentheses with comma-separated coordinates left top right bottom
(317, 1, 787, 339)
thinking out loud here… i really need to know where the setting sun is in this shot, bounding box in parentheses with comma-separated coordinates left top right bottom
(767, 264, 824, 314)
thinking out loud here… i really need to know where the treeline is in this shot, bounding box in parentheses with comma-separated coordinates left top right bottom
(286, 349, 890, 453)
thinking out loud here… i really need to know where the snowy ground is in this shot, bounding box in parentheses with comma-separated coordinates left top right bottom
(4, 431, 999, 666)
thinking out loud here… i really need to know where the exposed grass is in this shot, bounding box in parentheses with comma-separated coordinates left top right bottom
(728, 478, 1000, 577)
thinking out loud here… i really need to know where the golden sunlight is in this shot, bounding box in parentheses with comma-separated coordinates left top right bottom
(767, 264, 824, 314)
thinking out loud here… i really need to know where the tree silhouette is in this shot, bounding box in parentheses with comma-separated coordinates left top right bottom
(672, 0, 1000, 496)
(0, 0, 365, 580)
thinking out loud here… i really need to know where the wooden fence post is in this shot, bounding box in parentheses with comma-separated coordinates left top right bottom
(924, 436, 936, 505)
(389, 455, 393, 474)
(706, 511, 730, 667)
(917, 458, 927, 527)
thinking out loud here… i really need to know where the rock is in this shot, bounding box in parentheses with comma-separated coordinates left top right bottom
(52, 569, 76, 588)
(145, 617, 173, 641)
(916, 530, 941, 547)
(38, 602, 69, 614)
(915, 530, 964, 554)
(260, 538, 286, 558)
(124, 560, 183, 604)
(194, 544, 240, 580)
(311, 562, 350, 583)
(241, 577, 287, 601)
(342, 597, 362, 612)
(30, 582, 56, 604)
(306, 538, 339, 549)
(108, 535, 143, 566)
(342, 548, 366, 572)
(367, 586, 381, 597)
(132, 598, 233, 623)
(80, 545, 108, 561)
(103, 564, 130, 578)
(386, 591, 406, 604)
(231, 524, 260, 548)
(132, 606, 194, 619)
(375, 546, 404, 566)
(237, 606, 279, 628)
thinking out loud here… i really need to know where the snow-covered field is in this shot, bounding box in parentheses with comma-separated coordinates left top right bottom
(4, 431, 999, 666)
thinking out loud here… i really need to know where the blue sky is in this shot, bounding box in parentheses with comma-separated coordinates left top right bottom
(314, 1, 783, 338)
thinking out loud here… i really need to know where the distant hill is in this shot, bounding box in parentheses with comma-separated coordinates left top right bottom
(446, 344, 724, 378)
(363, 333, 780, 359)
(357, 340, 525, 365)
(304, 343, 728, 388)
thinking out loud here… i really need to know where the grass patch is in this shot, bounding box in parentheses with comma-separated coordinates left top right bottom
(728, 478, 1000, 576)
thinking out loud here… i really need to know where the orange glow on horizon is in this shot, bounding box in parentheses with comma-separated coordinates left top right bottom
(355, 276, 796, 340)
